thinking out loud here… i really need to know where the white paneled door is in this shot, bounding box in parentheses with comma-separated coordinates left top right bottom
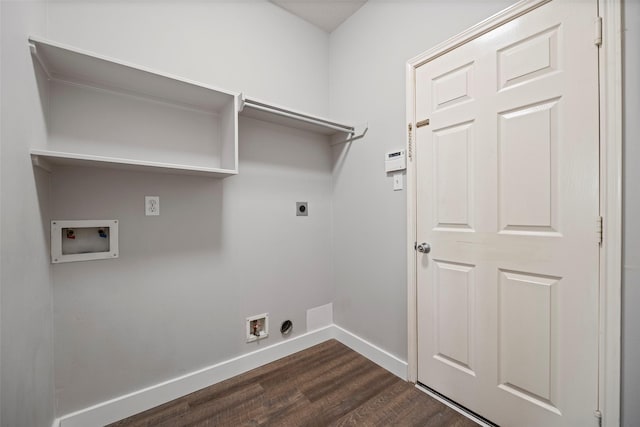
(415, 1, 600, 426)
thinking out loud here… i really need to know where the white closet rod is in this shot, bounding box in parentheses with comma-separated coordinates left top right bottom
(242, 99, 356, 135)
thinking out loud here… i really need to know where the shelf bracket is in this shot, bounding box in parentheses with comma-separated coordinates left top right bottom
(30, 153, 53, 173)
(28, 39, 52, 80)
(330, 123, 368, 146)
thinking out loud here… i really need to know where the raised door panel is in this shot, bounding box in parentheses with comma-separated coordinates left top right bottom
(433, 122, 475, 231)
(433, 261, 476, 376)
(498, 98, 560, 235)
(498, 270, 560, 414)
(497, 26, 560, 90)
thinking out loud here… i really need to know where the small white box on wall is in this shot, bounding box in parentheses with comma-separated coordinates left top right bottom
(385, 149, 406, 172)
(50, 220, 119, 263)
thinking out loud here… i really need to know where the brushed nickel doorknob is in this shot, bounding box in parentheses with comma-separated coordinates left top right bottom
(417, 243, 431, 254)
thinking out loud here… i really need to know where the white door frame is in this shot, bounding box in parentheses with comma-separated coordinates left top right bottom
(405, 0, 622, 425)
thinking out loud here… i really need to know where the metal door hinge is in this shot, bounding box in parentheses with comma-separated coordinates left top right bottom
(594, 16, 603, 47)
(597, 216, 604, 245)
(408, 123, 413, 161)
(594, 410, 602, 427)
(417, 118, 430, 128)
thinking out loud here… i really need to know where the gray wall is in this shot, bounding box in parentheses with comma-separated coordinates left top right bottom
(622, 0, 640, 425)
(46, 1, 330, 115)
(329, 0, 515, 360)
(51, 121, 335, 415)
(0, 1, 54, 427)
(46, 1, 335, 416)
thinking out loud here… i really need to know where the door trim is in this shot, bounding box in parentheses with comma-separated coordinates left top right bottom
(405, 0, 622, 425)
(597, 1, 623, 426)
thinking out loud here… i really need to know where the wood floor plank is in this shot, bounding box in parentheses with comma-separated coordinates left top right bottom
(275, 366, 402, 426)
(108, 340, 479, 427)
(328, 378, 415, 427)
(154, 383, 265, 427)
(188, 340, 352, 409)
(298, 353, 378, 402)
(259, 343, 359, 392)
(108, 399, 190, 427)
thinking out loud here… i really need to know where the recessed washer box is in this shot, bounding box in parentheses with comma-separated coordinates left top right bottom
(51, 220, 119, 263)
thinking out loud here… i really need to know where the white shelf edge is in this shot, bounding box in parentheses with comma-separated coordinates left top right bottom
(28, 35, 239, 100)
(30, 149, 238, 178)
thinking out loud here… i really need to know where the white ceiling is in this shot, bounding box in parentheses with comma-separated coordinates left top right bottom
(269, 0, 367, 33)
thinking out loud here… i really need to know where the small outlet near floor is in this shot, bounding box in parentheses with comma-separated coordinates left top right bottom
(246, 313, 269, 342)
(145, 196, 160, 216)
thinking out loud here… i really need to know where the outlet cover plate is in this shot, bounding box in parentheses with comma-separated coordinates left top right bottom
(393, 172, 403, 191)
(145, 196, 160, 216)
(51, 219, 119, 263)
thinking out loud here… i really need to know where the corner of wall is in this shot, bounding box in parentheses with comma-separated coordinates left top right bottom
(1, 0, 55, 425)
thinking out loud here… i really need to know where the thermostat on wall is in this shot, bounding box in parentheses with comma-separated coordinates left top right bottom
(50, 220, 119, 263)
(385, 149, 406, 172)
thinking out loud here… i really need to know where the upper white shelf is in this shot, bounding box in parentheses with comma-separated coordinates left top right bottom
(29, 36, 237, 113)
(29, 36, 239, 177)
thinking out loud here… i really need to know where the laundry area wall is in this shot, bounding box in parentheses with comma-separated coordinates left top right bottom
(46, 1, 335, 415)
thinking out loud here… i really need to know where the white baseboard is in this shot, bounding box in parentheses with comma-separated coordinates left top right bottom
(55, 324, 407, 427)
(332, 325, 408, 380)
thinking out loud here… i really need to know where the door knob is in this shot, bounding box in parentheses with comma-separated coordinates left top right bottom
(416, 242, 431, 254)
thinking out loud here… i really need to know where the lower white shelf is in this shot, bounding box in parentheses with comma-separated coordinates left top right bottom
(30, 149, 238, 178)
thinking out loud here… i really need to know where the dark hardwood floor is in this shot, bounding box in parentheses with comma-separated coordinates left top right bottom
(108, 339, 478, 427)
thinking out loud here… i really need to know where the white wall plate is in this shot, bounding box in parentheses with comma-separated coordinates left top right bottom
(51, 220, 119, 263)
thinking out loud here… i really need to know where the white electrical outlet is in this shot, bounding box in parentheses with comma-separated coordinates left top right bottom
(145, 196, 160, 216)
